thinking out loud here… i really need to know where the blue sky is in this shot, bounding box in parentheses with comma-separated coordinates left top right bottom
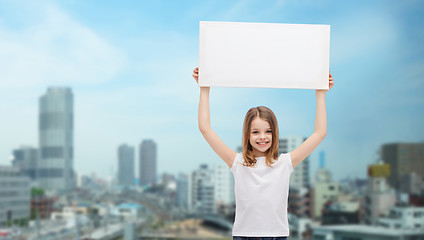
(0, 0, 423, 181)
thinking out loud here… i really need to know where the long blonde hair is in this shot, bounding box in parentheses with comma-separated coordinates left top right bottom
(242, 106, 279, 167)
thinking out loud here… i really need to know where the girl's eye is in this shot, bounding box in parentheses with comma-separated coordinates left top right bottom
(252, 131, 258, 134)
(266, 130, 272, 133)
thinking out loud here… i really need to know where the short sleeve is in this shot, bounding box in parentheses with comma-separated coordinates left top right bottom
(230, 153, 241, 174)
(279, 152, 294, 173)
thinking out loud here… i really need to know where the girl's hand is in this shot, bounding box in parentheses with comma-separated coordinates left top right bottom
(192, 67, 199, 83)
(316, 70, 334, 94)
(192, 67, 210, 89)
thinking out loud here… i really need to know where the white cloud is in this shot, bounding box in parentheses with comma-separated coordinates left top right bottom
(331, 9, 398, 65)
(0, 3, 127, 89)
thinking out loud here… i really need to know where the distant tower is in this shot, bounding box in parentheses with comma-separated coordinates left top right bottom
(38, 87, 74, 192)
(118, 144, 135, 187)
(139, 140, 157, 186)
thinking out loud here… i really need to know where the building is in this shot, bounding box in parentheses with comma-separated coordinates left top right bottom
(288, 214, 313, 240)
(279, 137, 310, 189)
(289, 187, 311, 217)
(214, 162, 235, 216)
(12, 146, 38, 181)
(363, 163, 396, 225)
(313, 224, 424, 240)
(381, 143, 424, 191)
(117, 144, 135, 187)
(399, 172, 424, 195)
(139, 139, 157, 187)
(191, 164, 215, 215)
(214, 163, 235, 206)
(0, 166, 30, 226)
(38, 87, 74, 192)
(111, 203, 144, 220)
(311, 152, 340, 219)
(176, 173, 190, 210)
(321, 194, 360, 225)
(31, 196, 57, 219)
(378, 206, 424, 230)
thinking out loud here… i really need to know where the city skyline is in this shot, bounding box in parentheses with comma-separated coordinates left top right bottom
(0, 0, 423, 180)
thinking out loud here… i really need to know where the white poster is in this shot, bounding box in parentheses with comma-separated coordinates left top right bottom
(198, 21, 330, 89)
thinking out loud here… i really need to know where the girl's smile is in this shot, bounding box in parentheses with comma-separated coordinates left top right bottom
(249, 117, 272, 157)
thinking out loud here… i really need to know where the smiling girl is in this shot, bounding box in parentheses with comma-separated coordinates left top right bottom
(192, 67, 334, 240)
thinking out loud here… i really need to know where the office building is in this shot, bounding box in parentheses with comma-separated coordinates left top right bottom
(12, 146, 38, 181)
(139, 139, 157, 186)
(118, 144, 135, 187)
(381, 143, 424, 191)
(0, 166, 30, 226)
(38, 87, 74, 192)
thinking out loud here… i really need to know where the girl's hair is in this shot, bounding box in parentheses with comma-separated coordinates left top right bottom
(242, 106, 279, 167)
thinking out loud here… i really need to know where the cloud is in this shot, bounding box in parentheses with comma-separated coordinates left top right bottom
(330, 9, 398, 65)
(0, 3, 127, 89)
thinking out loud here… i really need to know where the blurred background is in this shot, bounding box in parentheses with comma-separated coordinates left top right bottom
(0, 0, 423, 239)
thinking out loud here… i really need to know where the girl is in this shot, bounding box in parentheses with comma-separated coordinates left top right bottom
(192, 67, 334, 240)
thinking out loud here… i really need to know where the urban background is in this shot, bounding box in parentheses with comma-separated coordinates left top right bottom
(0, 0, 423, 239)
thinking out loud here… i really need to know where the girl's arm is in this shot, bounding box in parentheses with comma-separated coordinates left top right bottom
(193, 67, 237, 168)
(290, 71, 334, 168)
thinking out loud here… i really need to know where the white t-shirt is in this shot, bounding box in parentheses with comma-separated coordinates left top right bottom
(230, 152, 294, 237)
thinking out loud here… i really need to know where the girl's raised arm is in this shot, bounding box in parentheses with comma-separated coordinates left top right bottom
(290, 71, 334, 168)
(193, 67, 237, 168)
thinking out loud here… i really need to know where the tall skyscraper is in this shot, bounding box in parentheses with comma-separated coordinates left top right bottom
(139, 139, 157, 186)
(38, 87, 74, 192)
(12, 146, 38, 181)
(118, 144, 135, 187)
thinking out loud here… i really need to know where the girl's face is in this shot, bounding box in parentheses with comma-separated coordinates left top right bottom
(249, 117, 272, 157)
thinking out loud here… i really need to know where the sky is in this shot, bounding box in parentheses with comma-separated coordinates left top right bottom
(0, 0, 423, 181)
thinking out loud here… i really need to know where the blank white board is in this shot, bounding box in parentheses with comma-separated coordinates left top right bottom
(198, 21, 330, 89)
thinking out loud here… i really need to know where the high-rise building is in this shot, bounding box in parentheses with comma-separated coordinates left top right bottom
(139, 139, 157, 186)
(117, 144, 135, 187)
(12, 146, 38, 181)
(279, 136, 310, 189)
(381, 143, 424, 191)
(38, 87, 74, 192)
